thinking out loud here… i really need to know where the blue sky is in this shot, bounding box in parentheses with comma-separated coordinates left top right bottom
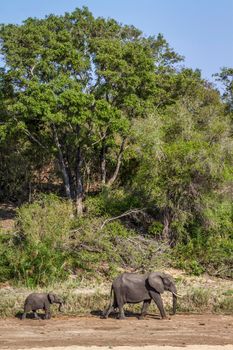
(0, 0, 232, 86)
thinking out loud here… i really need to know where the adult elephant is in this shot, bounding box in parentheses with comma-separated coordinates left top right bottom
(103, 272, 179, 320)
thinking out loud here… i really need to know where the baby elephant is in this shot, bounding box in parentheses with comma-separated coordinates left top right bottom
(22, 292, 64, 320)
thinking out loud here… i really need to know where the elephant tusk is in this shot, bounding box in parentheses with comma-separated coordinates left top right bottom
(172, 292, 183, 298)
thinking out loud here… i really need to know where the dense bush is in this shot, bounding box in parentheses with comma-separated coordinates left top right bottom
(0, 194, 171, 286)
(174, 236, 233, 278)
(0, 195, 73, 286)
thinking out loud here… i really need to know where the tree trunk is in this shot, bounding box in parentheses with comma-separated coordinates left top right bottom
(52, 124, 72, 199)
(107, 137, 126, 187)
(100, 143, 107, 185)
(75, 124, 84, 216)
(64, 146, 75, 197)
(162, 208, 170, 241)
(75, 146, 83, 216)
(84, 161, 91, 193)
(162, 207, 176, 246)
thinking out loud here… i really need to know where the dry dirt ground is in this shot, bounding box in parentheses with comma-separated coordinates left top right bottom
(0, 314, 233, 350)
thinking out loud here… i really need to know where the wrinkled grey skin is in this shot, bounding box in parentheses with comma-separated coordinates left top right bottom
(21, 292, 64, 320)
(103, 272, 177, 320)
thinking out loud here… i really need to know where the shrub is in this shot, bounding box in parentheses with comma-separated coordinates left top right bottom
(0, 194, 74, 287)
(174, 236, 233, 278)
(85, 189, 141, 217)
(0, 233, 15, 282)
(16, 193, 73, 243)
(0, 194, 171, 286)
(67, 217, 171, 278)
(215, 296, 233, 314)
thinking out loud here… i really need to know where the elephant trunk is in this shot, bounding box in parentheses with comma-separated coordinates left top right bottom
(172, 293, 177, 315)
(170, 284, 178, 315)
(58, 302, 64, 312)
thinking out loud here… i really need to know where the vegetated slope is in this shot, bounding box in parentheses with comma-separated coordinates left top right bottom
(0, 7, 232, 309)
(0, 196, 232, 318)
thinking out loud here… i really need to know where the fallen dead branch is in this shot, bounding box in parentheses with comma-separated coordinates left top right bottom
(100, 208, 146, 229)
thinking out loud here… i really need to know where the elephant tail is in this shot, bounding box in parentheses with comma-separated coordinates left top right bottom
(108, 285, 114, 306)
(102, 285, 114, 318)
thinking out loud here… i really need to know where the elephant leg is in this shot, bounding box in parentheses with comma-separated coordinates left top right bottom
(149, 290, 167, 319)
(21, 312, 27, 320)
(103, 305, 114, 319)
(118, 304, 126, 320)
(44, 307, 51, 320)
(32, 310, 40, 319)
(103, 292, 118, 319)
(139, 299, 151, 319)
(114, 292, 126, 320)
(22, 304, 31, 320)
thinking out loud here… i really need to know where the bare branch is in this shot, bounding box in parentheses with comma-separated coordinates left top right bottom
(30, 64, 36, 77)
(13, 116, 47, 149)
(24, 129, 47, 149)
(91, 132, 107, 147)
(100, 208, 146, 230)
(107, 136, 127, 187)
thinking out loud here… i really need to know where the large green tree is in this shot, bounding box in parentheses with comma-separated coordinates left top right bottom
(0, 7, 181, 212)
(215, 67, 233, 113)
(133, 75, 233, 244)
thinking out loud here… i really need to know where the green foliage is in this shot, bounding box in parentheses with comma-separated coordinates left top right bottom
(16, 194, 73, 243)
(214, 296, 233, 314)
(203, 199, 233, 238)
(0, 195, 73, 286)
(85, 189, 141, 217)
(148, 221, 164, 238)
(67, 214, 170, 277)
(174, 235, 233, 278)
(214, 67, 233, 113)
(173, 199, 233, 277)
(133, 89, 233, 245)
(0, 195, 171, 286)
(223, 290, 233, 296)
(0, 7, 184, 203)
(0, 146, 30, 202)
(0, 234, 15, 282)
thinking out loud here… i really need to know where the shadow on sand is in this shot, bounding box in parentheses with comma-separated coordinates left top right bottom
(90, 309, 161, 320)
(15, 311, 48, 320)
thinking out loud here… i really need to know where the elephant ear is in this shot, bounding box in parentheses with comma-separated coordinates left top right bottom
(148, 272, 165, 294)
(48, 292, 55, 304)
